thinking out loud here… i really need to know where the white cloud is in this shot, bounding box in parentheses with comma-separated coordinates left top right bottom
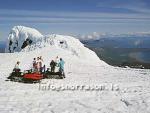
(1, 9, 150, 25)
(134, 40, 142, 46)
(1, 9, 150, 19)
(97, 0, 150, 14)
(78, 32, 108, 40)
(78, 31, 150, 40)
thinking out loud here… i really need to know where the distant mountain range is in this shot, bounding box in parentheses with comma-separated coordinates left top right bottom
(81, 36, 150, 69)
(81, 36, 150, 48)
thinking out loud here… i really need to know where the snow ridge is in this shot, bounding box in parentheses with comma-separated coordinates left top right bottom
(5, 26, 106, 65)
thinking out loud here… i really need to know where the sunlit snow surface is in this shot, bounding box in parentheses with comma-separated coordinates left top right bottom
(0, 26, 150, 113)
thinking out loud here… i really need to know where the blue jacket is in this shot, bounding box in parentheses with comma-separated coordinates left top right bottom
(58, 60, 65, 70)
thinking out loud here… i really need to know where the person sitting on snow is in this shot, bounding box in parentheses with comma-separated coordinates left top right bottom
(58, 58, 65, 78)
(50, 60, 56, 72)
(14, 61, 21, 72)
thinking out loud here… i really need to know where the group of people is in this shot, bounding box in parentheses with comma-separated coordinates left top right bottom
(32, 56, 45, 73)
(13, 56, 65, 77)
(50, 56, 65, 77)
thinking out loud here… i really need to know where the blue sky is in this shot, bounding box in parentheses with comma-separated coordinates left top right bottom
(0, 0, 150, 41)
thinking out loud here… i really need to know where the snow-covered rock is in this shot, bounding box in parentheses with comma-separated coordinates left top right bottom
(5, 26, 43, 53)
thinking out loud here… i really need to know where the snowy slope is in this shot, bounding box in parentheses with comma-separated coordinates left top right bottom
(0, 26, 150, 113)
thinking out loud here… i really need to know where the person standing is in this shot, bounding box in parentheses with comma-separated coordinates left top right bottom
(58, 58, 65, 78)
(55, 56, 59, 66)
(37, 57, 41, 73)
(39, 56, 45, 73)
(32, 58, 37, 72)
(50, 60, 56, 72)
